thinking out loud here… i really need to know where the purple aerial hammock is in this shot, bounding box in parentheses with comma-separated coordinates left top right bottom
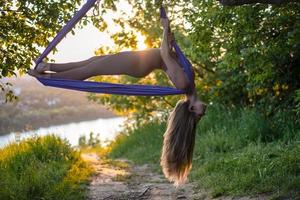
(33, 0, 195, 96)
(31, 1, 207, 186)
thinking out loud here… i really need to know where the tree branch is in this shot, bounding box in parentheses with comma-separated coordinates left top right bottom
(161, 97, 175, 107)
(192, 61, 216, 74)
(218, 0, 298, 6)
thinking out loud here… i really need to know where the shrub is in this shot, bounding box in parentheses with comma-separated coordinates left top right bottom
(0, 135, 92, 200)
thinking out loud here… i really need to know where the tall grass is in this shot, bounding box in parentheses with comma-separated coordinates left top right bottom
(107, 105, 300, 198)
(0, 135, 92, 200)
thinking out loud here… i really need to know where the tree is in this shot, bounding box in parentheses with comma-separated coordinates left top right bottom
(0, 0, 82, 101)
(1, 0, 299, 124)
(88, 0, 186, 124)
(186, 0, 300, 117)
(88, 0, 300, 123)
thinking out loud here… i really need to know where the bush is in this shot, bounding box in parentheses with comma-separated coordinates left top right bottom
(0, 135, 92, 200)
(78, 132, 102, 148)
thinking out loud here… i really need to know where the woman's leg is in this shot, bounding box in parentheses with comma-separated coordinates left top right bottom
(41, 49, 163, 80)
(39, 55, 107, 73)
(160, 18, 189, 90)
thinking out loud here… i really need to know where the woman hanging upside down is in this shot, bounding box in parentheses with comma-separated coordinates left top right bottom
(28, 17, 206, 186)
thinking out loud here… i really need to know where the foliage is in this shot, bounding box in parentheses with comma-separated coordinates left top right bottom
(106, 105, 300, 198)
(78, 132, 102, 148)
(193, 143, 300, 198)
(0, 135, 92, 200)
(107, 122, 165, 166)
(294, 89, 300, 125)
(2, 0, 299, 123)
(87, 0, 300, 124)
(0, 0, 82, 100)
(186, 1, 300, 116)
(88, 0, 187, 123)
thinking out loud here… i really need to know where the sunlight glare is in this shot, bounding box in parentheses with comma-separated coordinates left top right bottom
(45, 0, 148, 63)
(136, 33, 148, 50)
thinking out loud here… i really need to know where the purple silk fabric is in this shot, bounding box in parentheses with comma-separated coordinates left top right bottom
(160, 6, 194, 83)
(34, 1, 193, 96)
(37, 77, 185, 96)
(35, 0, 98, 65)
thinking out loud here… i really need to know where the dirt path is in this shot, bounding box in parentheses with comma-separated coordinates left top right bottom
(82, 153, 270, 200)
(82, 153, 200, 200)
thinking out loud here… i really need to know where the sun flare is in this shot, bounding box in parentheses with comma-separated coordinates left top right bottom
(136, 33, 148, 50)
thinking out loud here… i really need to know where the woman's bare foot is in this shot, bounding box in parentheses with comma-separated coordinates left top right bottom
(27, 69, 51, 78)
(36, 62, 51, 73)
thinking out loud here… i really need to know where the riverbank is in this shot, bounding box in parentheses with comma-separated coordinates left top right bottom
(106, 105, 300, 199)
(1, 102, 299, 199)
(0, 76, 115, 135)
(1, 106, 299, 200)
(0, 117, 125, 148)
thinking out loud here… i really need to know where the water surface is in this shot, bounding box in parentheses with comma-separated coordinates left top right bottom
(0, 117, 125, 148)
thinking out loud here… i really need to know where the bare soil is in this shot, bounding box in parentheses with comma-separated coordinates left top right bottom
(82, 153, 269, 200)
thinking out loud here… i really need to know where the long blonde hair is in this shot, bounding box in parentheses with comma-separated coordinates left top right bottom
(160, 99, 198, 186)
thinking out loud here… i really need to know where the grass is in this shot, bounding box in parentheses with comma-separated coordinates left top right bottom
(0, 135, 93, 200)
(107, 122, 165, 167)
(106, 105, 300, 199)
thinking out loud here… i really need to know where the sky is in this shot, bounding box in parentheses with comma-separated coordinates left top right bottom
(46, 1, 146, 63)
(47, 23, 112, 63)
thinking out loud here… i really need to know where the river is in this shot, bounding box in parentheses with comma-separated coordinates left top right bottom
(0, 117, 125, 148)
